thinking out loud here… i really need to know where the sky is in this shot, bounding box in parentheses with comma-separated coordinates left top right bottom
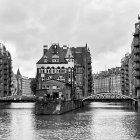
(0, 0, 140, 78)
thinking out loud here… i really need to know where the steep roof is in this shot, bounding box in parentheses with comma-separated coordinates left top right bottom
(17, 68, 21, 76)
(65, 47, 74, 59)
(37, 44, 68, 64)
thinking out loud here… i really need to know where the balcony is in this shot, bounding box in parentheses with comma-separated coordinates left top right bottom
(133, 55, 140, 62)
(133, 38, 139, 47)
(134, 70, 140, 77)
(133, 63, 140, 70)
(133, 48, 140, 54)
(135, 79, 140, 88)
(133, 30, 139, 37)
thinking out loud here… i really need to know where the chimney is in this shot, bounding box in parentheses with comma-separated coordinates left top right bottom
(43, 45, 48, 55)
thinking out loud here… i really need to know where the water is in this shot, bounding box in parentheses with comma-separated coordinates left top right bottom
(0, 102, 140, 140)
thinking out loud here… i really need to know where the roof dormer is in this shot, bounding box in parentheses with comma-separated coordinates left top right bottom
(65, 48, 74, 62)
(52, 54, 59, 62)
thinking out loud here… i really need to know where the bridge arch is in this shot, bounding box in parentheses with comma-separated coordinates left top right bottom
(82, 92, 137, 102)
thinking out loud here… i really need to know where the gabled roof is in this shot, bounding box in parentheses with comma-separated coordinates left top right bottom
(17, 68, 21, 76)
(37, 44, 68, 64)
(52, 54, 59, 58)
(65, 47, 74, 59)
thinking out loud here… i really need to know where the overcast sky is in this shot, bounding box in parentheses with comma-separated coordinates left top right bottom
(0, 0, 140, 77)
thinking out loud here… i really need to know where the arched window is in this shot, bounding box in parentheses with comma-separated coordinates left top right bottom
(57, 76, 61, 81)
(61, 67, 65, 73)
(51, 67, 55, 74)
(41, 67, 45, 73)
(46, 67, 50, 73)
(46, 76, 50, 80)
(57, 67, 60, 73)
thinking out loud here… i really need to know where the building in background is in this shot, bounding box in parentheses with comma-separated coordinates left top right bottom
(0, 43, 12, 97)
(121, 53, 131, 96)
(93, 67, 121, 94)
(11, 72, 18, 95)
(11, 69, 32, 96)
(22, 76, 32, 95)
(16, 68, 22, 95)
(36, 43, 92, 100)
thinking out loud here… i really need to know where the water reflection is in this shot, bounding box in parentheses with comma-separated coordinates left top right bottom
(0, 102, 140, 140)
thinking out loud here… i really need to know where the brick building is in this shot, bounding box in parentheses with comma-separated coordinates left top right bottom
(36, 43, 92, 100)
(11, 69, 32, 96)
(0, 43, 12, 97)
(130, 16, 140, 98)
(121, 53, 131, 96)
(93, 67, 121, 94)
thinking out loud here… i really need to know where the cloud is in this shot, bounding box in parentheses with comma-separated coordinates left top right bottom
(0, 0, 140, 77)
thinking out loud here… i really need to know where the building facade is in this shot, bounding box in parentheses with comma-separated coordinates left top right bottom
(93, 67, 121, 94)
(0, 43, 12, 97)
(130, 16, 140, 98)
(121, 53, 131, 96)
(22, 76, 32, 95)
(11, 69, 32, 96)
(36, 43, 92, 100)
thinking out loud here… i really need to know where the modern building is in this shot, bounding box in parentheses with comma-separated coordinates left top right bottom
(36, 43, 92, 100)
(130, 16, 140, 98)
(11, 69, 32, 96)
(0, 43, 12, 97)
(93, 67, 121, 94)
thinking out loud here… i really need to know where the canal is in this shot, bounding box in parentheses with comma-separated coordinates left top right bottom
(0, 102, 140, 140)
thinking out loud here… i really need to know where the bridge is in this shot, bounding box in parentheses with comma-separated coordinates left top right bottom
(82, 92, 138, 108)
(0, 95, 36, 103)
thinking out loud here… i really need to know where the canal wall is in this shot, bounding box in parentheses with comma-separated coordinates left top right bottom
(0, 102, 11, 106)
(35, 100, 83, 115)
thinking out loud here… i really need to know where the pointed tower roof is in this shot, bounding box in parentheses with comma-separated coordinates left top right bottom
(17, 68, 21, 76)
(65, 47, 74, 59)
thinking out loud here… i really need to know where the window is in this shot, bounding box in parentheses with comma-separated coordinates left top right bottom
(51, 67, 55, 74)
(46, 86, 49, 89)
(42, 77, 45, 81)
(46, 77, 50, 80)
(57, 76, 61, 81)
(61, 67, 65, 73)
(68, 73, 71, 78)
(61, 77, 65, 82)
(41, 67, 45, 73)
(57, 76, 65, 82)
(52, 86, 57, 89)
(44, 58, 47, 62)
(57, 86, 60, 89)
(42, 85, 45, 89)
(46, 67, 50, 73)
(52, 58, 59, 62)
(57, 67, 60, 73)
